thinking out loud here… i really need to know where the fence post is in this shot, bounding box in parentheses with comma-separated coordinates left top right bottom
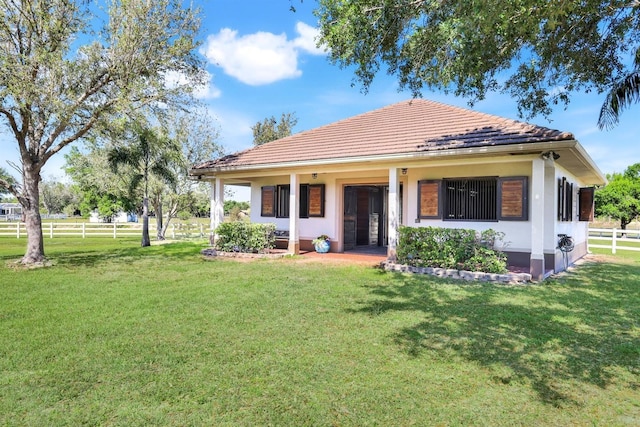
(200, 224, 204, 237)
(612, 228, 617, 254)
(50, 222, 53, 239)
(16, 222, 20, 239)
(113, 222, 117, 238)
(82, 223, 85, 239)
(172, 223, 175, 239)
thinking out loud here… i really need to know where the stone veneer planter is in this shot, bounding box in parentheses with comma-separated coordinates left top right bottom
(382, 262, 532, 284)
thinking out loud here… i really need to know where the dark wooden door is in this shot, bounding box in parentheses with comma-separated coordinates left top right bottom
(343, 186, 357, 250)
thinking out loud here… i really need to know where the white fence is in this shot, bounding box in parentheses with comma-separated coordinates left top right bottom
(0, 222, 208, 239)
(588, 228, 640, 254)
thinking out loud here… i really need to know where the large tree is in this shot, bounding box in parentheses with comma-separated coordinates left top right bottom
(315, 0, 640, 126)
(0, 0, 204, 264)
(252, 112, 298, 146)
(595, 163, 640, 230)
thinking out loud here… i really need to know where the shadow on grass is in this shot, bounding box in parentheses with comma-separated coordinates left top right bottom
(357, 260, 640, 407)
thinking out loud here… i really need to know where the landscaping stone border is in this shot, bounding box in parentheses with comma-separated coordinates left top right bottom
(382, 262, 532, 284)
(201, 248, 289, 260)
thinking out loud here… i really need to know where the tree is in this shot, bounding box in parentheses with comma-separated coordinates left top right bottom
(252, 112, 298, 145)
(108, 126, 178, 247)
(40, 179, 77, 215)
(595, 163, 640, 230)
(0, 0, 204, 264)
(151, 107, 223, 239)
(0, 167, 16, 199)
(599, 49, 640, 129)
(64, 145, 135, 221)
(315, 0, 640, 124)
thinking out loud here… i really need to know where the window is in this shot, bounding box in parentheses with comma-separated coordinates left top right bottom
(558, 177, 573, 221)
(418, 176, 528, 222)
(261, 184, 325, 218)
(444, 178, 497, 221)
(276, 185, 290, 218)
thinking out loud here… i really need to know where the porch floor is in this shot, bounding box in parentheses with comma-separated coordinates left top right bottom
(300, 246, 387, 265)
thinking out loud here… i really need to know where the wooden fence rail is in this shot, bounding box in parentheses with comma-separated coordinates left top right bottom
(0, 222, 207, 239)
(588, 228, 640, 254)
(1, 223, 637, 253)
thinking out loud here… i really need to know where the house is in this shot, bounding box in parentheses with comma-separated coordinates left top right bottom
(191, 99, 606, 280)
(0, 202, 22, 220)
(89, 210, 138, 223)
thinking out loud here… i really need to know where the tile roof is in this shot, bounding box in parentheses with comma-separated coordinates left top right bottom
(193, 99, 575, 170)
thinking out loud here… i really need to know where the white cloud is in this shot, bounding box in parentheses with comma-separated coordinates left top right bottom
(292, 22, 326, 55)
(164, 70, 221, 100)
(200, 22, 325, 86)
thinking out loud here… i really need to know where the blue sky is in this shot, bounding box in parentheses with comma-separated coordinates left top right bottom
(193, 1, 638, 175)
(2, 0, 639, 194)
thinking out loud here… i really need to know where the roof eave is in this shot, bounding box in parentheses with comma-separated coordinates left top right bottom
(190, 139, 606, 185)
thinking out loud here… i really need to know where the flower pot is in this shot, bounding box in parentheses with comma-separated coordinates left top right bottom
(314, 239, 330, 253)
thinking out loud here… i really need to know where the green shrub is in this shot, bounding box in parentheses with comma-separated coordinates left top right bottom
(397, 226, 507, 273)
(214, 222, 276, 253)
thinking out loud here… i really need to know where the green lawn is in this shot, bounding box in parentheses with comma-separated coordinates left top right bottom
(1, 238, 639, 426)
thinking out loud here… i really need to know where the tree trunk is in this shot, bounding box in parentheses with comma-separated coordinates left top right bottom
(160, 201, 179, 240)
(21, 168, 46, 264)
(141, 196, 150, 247)
(155, 202, 164, 240)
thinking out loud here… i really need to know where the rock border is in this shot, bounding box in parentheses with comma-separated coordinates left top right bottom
(382, 262, 532, 284)
(201, 248, 289, 260)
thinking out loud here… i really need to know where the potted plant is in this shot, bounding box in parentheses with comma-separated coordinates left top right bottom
(312, 234, 330, 253)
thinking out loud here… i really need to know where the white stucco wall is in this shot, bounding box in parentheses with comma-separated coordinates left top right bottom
(246, 156, 592, 266)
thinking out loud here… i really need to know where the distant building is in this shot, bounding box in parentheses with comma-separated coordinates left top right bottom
(0, 203, 22, 220)
(89, 210, 138, 223)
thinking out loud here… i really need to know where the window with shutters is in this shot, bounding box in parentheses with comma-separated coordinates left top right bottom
(418, 176, 528, 222)
(261, 184, 325, 218)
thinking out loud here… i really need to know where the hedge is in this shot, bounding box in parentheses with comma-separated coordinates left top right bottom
(214, 222, 276, 253)
(396, 226, 507, 274)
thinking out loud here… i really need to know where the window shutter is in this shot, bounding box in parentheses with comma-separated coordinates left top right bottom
(578, 187, 595, 222)
(498, 177, 528, 221)
(418, 180, 441, 219)
(307, 184, 325, 217)
(261, 186, 275, 217)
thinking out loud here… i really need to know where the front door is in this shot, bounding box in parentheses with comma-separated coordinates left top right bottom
(343, 186, 386, 250)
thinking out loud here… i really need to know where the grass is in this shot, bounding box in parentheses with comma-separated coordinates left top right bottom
(1, 238, 639, 426)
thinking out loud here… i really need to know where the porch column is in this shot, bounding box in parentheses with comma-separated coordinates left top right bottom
(210, 177, 225, 235)
(288, 173, 300, 254)
(530, 158, 545, 280)
(388, 167, 399, 260)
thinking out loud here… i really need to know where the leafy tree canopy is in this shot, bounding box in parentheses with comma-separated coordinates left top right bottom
(315, 0, 640, 126)
(595, 163, 640, 229)
(252, 112, 298, 146)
